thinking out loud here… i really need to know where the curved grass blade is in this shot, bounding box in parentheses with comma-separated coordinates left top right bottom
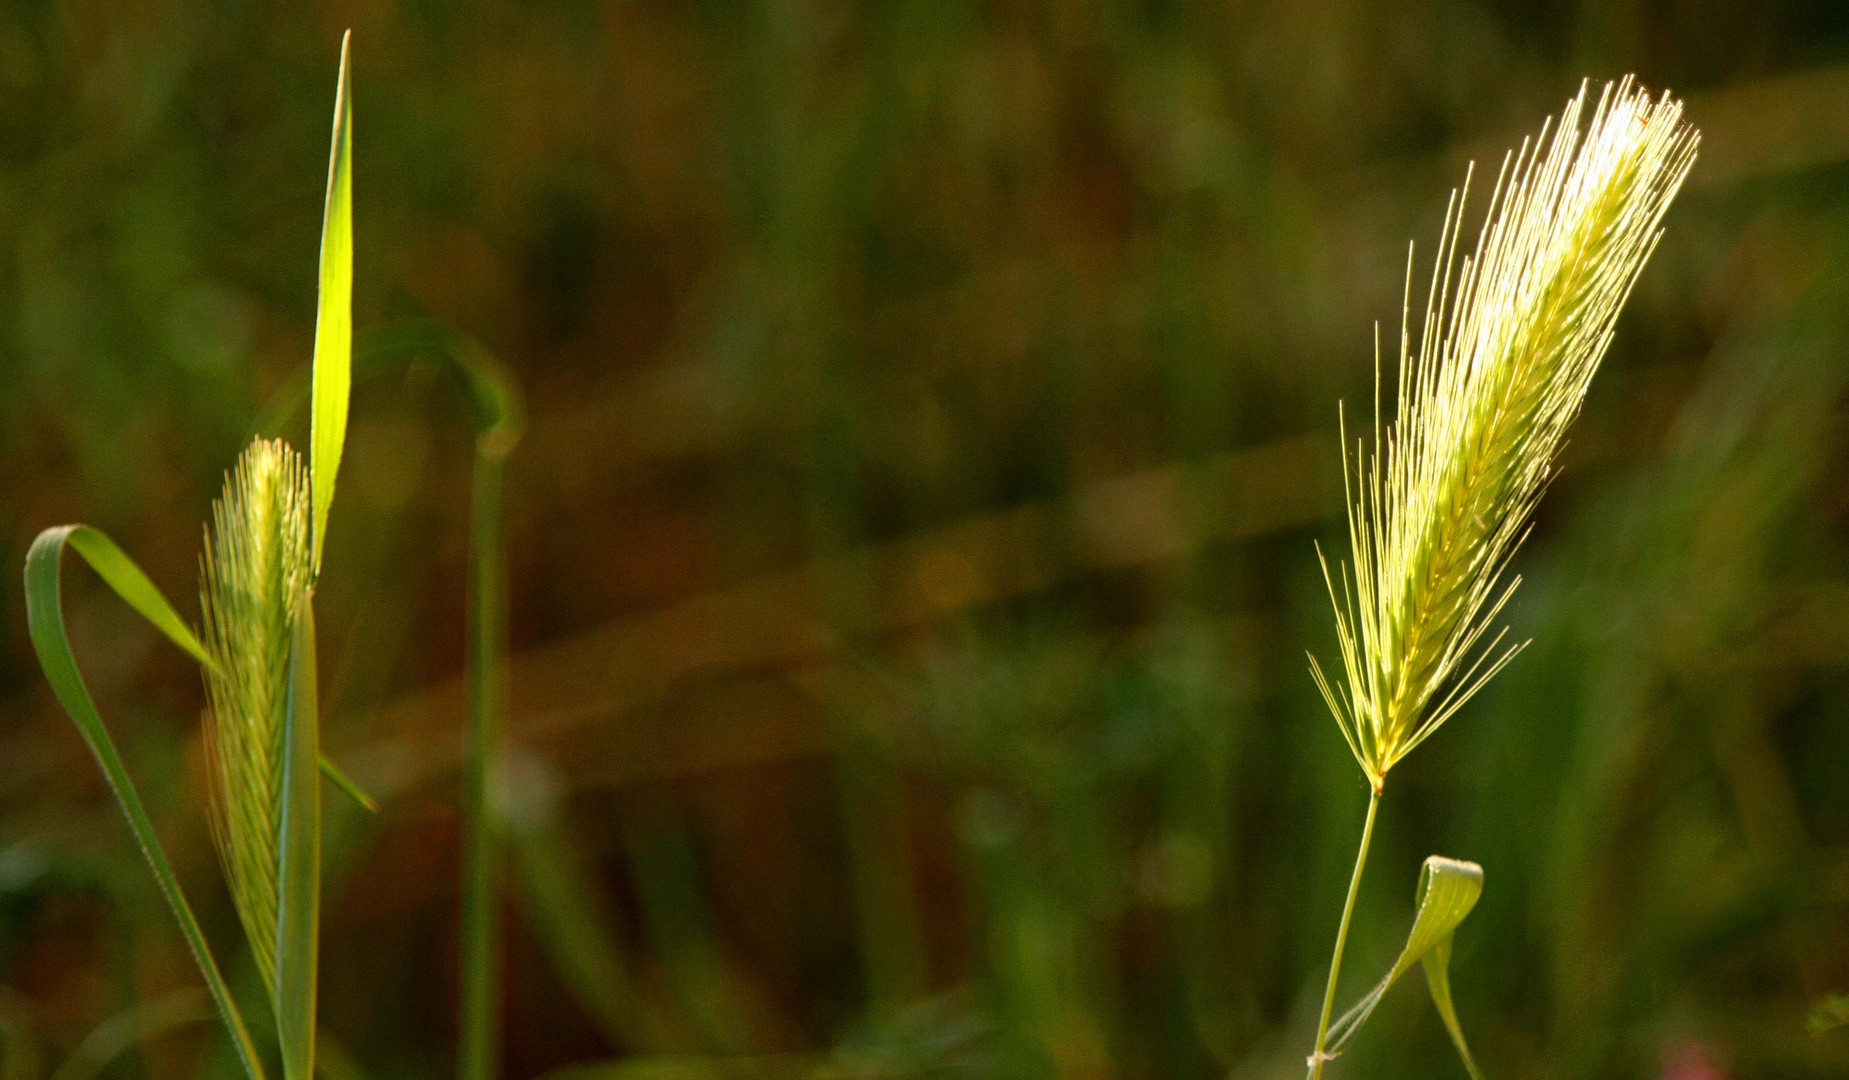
(310, 30, 354, 567)
(23, 527, 268, 1080)
(1323, 856, 1483, 1079)
(47, 988, 212, 1080)
(57, 525, 371, 810)
(274, 602, 321, 1080)
(61, 526, 211, 666)
(249, 317, 523, 1080)
(252, 320, 525, 460)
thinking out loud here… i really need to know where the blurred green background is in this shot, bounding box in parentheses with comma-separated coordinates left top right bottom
(3, 1, 1849, 1078)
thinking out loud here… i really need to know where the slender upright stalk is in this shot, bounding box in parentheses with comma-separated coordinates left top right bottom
(459, 453, 508, 1080)
(1308, 788, 1380, 1080)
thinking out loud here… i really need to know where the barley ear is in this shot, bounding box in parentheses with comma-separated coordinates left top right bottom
(199, 438, 315, 999)
(1315, 78, 1699, 787)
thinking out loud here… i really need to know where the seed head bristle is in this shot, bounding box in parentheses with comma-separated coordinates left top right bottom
(199, 437, 314, 995)
(1310, 78, 1699, 790)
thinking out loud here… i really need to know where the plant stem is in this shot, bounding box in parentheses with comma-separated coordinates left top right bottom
(1308, 787, 1381, 1080)
(459, 454, 507, 1080)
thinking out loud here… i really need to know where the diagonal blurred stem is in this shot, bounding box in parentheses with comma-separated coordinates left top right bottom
(1308, 788, 1380, 1080)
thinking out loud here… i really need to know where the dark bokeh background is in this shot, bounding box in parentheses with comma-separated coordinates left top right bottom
(4, 2, 1849, 1078)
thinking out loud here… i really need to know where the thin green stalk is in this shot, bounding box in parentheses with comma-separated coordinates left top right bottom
(460, 453, 507, 1080)
(1308, 788, 1380, 1080)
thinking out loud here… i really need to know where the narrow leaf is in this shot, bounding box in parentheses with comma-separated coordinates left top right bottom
(1325, 856, 1483, 1079)
(309, 31, 354, 565)
(23, 526, 268, 1080)
(62, 525, 211, 667)
(274, 601, 321, 1080)
(318, 755, 378, 813)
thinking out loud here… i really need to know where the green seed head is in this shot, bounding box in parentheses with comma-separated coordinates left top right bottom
(1311, 79, 1700, 791)
(199, 437, 314, 995)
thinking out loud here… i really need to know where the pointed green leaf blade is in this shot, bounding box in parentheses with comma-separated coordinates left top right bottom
(1325, 855, 1483, 1077)
(318, 755, 378, 812)
(23, 526, 268, 1080)
(1421, 932, 1483, 1080)
(61, 525, 210, 667)
(309, 31, 354, 565)
(274, 599, 322, 1080)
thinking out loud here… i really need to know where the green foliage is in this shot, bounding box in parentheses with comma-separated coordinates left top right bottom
(1323, 858, 1484, 1079)
(310, 32, 355, 568)
(23, 526, 269, 1080)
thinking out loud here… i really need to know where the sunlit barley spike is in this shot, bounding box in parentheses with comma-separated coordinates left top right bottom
(1310, 78, 1699, 791)
(199, 437, 315, 997)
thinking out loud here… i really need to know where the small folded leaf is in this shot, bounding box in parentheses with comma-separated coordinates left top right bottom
(1324, 855, 1483, 1079)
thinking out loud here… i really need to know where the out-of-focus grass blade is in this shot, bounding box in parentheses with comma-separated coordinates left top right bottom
(1807, 992, 1849, 1034)
(250, 316, 523, 1080)
(23, 526, 268, 1080)
(460, 453, 506, 1080)
(274, 602, 322, 1080)
(0, 986, 43, 1080)
(536, 1055, 843, 1080)
(317, 757, 377, 813)
(624, 819, 772, 1054)
(309, 31, 353, 565)
(1324, 856, 1483, 1079)
(47, 988, 212, 1080)
(508, 800, 670, 1052)
(252, 320, 525, 460)
(314, 1029, 374, 1080)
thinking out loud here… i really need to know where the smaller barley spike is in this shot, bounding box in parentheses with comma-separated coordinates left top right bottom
(1309, 77, 1699, 793)
(199, 438, 315, 998)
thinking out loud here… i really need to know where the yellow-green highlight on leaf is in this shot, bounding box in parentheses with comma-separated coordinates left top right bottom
(24, 525, 269, 1080)
(310, 30, 354, 567)
(251, 319, 526, 462)
(1320, 856, 1484, 1079)
(62, 526, 212, 667)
